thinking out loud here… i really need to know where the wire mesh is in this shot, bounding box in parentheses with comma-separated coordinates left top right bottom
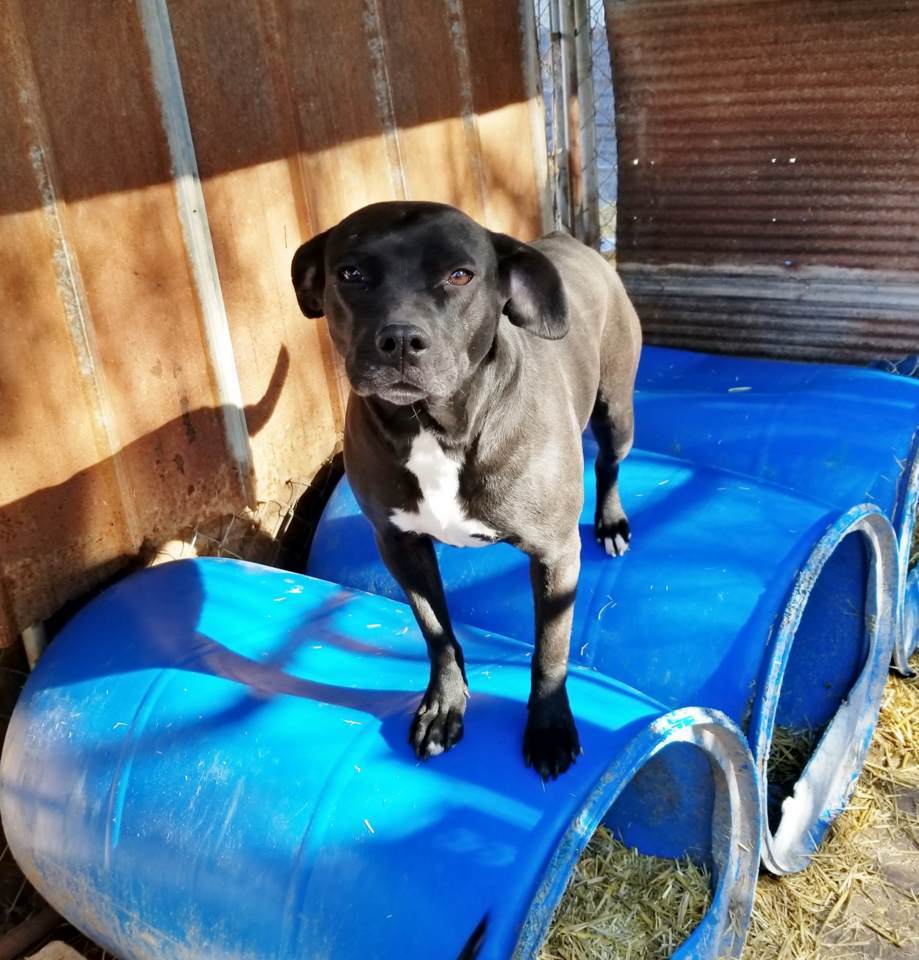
(588, 0, 618, 254)
(534, 0, 564, 231)
(533, 0, 618, 254)
(160, 451, 344, 574)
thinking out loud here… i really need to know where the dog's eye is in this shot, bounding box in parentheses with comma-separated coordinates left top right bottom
(338, 266, 366, 284)
(447, 269, 474, 286)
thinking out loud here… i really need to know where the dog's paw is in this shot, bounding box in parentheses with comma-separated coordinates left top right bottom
(410, 678, 468, 759)
(596, 515, 631, 557)
(523, 697, 581, 780)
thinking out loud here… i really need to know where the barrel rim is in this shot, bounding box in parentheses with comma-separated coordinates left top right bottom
(892, 433, 919, 673)
(512, 706, 760, 960)
(754, 504, 898, 875)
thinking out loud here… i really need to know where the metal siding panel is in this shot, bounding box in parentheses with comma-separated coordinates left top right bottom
(606, 0, 919, 361)
(0, 2, 249, 642)
(166, 0, 346, 504)
(0, 8, 134, 641)
(463, 0, 548, 239)
(0, 0, 548, 644)
(278, 0, 405, 227)
(16, 1, 245, 521)
(374, 1, 487, 219)
(0, 19, 112, 504)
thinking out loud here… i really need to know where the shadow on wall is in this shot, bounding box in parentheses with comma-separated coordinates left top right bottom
(0, 349, 293, 640)
(3, 0, 541, 224)
(0, 0, 546, 645)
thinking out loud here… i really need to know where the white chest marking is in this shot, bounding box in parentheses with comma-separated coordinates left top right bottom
(391, 430, 498, 548)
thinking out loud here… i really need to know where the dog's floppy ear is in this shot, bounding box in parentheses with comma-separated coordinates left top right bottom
(291, 229, 331, 318)
(490, 232, 569, 340)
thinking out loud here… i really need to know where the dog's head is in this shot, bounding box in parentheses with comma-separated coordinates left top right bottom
(291, 202, 568, 406)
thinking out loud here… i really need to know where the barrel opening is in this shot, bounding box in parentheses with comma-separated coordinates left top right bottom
(543, 740, 734, 959)
(766, 528, 871, 841)
(604, 742, 716, 869)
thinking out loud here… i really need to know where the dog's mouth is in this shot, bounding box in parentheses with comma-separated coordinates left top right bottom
(347, 354, 443, 406)
(350, 369, 430, 405)
(374, 380, 429, 405)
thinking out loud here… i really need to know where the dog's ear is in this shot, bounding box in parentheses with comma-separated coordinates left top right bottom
(490, 232, 569, 340)
(291, 229, 331, 318)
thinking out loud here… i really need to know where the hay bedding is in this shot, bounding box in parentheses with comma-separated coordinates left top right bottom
(746, 654, 919, 960)
(542, 473, 919, 960)
(541, 655, 919, 959)
(539, 828, 711, 960)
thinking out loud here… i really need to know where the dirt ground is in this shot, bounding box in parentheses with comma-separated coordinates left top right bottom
(746, 658, 919, 960)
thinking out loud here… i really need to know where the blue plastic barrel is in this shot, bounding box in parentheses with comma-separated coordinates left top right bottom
(307, 444, 898, 874)
(906, 568, 919, 656)
(634, 345, 919, 672)
(0, 559, 759, 960)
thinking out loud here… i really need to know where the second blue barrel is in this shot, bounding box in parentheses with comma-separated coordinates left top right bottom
(308, 442, 898, 874)
(634, 345, 919, 672)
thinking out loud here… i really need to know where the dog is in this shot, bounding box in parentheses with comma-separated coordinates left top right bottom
(292, 202, 641, 779)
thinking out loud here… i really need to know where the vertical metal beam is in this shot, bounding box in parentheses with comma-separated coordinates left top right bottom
(362, 0, 409, 201)
(138, 0, 254, 503)
(538, 0, 602, 244)
(444, 0, 489, 221)
(521, 0, 554, 234)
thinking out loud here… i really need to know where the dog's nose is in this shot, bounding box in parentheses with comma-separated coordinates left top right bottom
(375, 324, 431, 361)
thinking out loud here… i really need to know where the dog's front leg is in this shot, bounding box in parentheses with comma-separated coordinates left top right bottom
(524, 535, 582, 779)
(375, 527, 468, 759)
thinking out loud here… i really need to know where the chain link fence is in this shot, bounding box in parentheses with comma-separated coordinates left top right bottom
(534, 0, 617, 254)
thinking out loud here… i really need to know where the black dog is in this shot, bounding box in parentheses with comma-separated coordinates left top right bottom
(292, 202, 641, 779)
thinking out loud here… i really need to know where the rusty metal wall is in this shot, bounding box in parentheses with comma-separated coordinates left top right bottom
(605, 0, 919, 362)
(0, 0, 547, 646)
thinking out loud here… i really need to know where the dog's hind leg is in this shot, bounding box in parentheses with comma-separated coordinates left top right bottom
(590, 334, 637, 557)
(590, 395, 633, 556)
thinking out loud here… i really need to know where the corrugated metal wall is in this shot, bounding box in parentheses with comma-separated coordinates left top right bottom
(605, 0, 919, 363)
(0, 0, 547, 646)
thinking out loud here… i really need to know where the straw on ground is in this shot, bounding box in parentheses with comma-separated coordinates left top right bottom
(541, 654, 918, 959)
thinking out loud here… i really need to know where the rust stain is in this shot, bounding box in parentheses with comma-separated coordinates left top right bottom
(279, 0, 403, 225)
(2, 2, 135, 503)
(0, 1, 138, 645)
(444, 0, 489, 217)
(606, 0, 919, 361)
(375, 0, 485, 219)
